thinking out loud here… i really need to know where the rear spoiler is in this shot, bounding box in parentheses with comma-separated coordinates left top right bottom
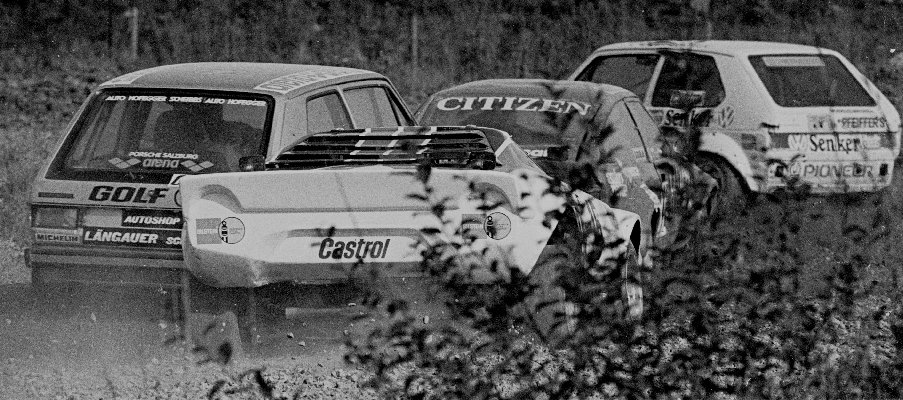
(268, 127, 498, 170)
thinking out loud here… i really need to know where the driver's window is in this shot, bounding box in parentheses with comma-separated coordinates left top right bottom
(576, 54, 660, 99)
(651, 53, 725, 108)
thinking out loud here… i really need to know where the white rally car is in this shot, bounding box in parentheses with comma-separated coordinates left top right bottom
(570, 40, 901, 201)
(179, 126, 644, 340)
(28, 62, 413, 290)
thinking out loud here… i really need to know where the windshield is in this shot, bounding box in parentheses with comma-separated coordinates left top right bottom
(749, 54, 875, 107)
(417, 96, 595, 151)
(49, 90, 272, 182)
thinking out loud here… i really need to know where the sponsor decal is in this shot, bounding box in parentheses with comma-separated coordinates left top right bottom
(484, 212, 511, 240)
(34, 229, 81, 243)
(317, 238, 391, 260)
(195, 217, 245, 244)
(109, 152, 214, 172)
(168, 174, 186, 187)
(657, 108, 710, 128)
(714, 105, 735, 128)
(787, 134, 881, 153)
(121, 209, 182, 228)
(82, 227, 182, 247)
(762, 56, 825, 68)
(435, 97, 591, 116)
(253, 68, 362, 94)
(807, 114, 832, 131)
(669, 90, 706, 108)
(525, 148, 548, 158)
(836, 116, 887, 130)
(88, 186, 169, 204)
(462, 214, 487, 239)
(103, 95, 265, 106)
(127, 152, 198, 160)
(787, 161, 875, 178)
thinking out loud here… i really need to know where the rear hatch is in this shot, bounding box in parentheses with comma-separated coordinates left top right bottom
(180, 166, 549, 287)
(31, 88, 273, 252)
(179, 127, 555, 287)
(751, 54, 899, 189)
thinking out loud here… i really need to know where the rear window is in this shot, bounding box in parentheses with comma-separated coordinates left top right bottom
(48, 90, 272, 182)
(749, 54, 875, 107)
(417, 96, 595, 150)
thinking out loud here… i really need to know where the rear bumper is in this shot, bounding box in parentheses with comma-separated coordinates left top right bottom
(763, 152, 895, 193)
(27, 244, 185, 287)
(184, 241, 425, 288)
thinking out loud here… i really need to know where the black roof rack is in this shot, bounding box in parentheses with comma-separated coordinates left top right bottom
(268, 126, 498, 170)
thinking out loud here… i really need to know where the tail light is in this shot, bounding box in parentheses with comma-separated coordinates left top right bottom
(31, 206, 79, 229)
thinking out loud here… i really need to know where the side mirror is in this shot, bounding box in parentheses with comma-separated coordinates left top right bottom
(238, 155, 265, 172)
(669, 90, 706, 109)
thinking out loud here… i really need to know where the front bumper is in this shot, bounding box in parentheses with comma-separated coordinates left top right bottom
(28, 244, 185, 287)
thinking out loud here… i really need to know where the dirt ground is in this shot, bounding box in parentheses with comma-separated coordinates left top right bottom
(0, 282, 397, 399)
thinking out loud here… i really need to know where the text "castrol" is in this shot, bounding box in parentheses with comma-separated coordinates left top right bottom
(318, 238, 390, 260)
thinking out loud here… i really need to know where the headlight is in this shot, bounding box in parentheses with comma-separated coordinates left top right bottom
(31, 206, 78, 229)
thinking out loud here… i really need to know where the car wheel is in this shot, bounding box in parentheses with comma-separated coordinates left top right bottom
(695, 154, 747, 216)
(184, 278, 260, 361)
(525, 244, 580, 347)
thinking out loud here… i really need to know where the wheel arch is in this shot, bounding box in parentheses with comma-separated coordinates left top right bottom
(698, 131, 758, 192)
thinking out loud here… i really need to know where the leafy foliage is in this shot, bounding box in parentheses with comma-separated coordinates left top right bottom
(345, 100, 903, 399)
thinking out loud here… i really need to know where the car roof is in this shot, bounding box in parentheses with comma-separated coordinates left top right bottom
(593, 40, 839, 57)
(99, 62, 386, 97)
(433, 78, 637, 109)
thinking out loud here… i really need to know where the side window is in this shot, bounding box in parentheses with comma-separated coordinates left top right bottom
(344, 86, 400, 128)
(306, 92, 352, 133)
(283, 96, 304, 140)
(651, 53, 725, 108)
(624, 101, 660, 161)
(575, 55, 660, 99)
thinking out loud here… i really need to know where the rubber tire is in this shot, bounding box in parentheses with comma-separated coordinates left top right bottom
(525, 245, 579, 347)
(695, 154, 747, 217)
(185, 279, 260, 361)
